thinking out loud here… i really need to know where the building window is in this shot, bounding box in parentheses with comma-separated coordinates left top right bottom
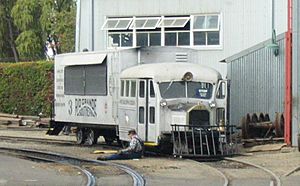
(102, 18, 133, 30)
(108, 33, 133, 47)
(103, 14, 221, 48)
(158, 17, 190, 28)
(137, 32, 161, 47)
(130, 17, 161, 29)
(165, 32, 190, 46)
(193, 15, 220, 46)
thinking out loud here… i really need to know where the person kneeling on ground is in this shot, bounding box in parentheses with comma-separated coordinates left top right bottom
(97, 129, 144, 161)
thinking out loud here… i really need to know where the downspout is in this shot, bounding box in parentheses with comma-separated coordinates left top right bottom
(75, 0, 81, 52)
(285, 0, 292, 145)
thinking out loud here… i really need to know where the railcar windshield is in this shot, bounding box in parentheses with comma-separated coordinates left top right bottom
(159, 81, 213, 99)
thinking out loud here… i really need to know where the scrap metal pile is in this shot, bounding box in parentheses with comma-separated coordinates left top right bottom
(241, 112, 284, 145)
(0, 113, 49, 128)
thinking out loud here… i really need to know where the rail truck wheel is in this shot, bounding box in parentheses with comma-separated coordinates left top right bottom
(76, 128, 85, 144)
(85, 128, 97, 146)
(104, 136, 115, 145)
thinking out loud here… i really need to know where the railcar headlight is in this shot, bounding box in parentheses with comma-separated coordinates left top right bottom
(160, 100, 167, 107)
(209, 101, 216, 108)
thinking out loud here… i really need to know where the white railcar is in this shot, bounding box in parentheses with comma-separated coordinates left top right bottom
(49, 49, 228, 148)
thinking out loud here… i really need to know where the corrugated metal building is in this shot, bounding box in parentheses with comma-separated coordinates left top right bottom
(76, 0, 287, 76)
(226, 33, 286, 127)
(292, 0, 300, 146)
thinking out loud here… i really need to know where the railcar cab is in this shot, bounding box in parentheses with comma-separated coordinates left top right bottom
(118, 63, 227, 146)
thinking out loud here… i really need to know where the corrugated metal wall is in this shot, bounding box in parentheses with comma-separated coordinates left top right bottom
(227, 34, 286, 126)
(292, 0, 300, 146)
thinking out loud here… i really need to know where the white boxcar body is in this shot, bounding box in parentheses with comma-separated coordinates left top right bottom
(52, 47, 227, 146)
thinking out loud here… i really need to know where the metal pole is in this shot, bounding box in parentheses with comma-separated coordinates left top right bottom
(75, 0, 81, 52)
(285, 0, 292, 145)
(272, 0, 275, 34)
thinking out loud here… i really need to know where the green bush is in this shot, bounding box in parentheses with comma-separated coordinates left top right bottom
(0, 61, 54, 116)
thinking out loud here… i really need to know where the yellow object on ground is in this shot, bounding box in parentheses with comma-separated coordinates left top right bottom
(93, 150, 118, 154)
(144, 142, 158, 146)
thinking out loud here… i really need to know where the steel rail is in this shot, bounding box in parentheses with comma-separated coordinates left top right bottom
(22, 154, 96, 186)
(0, 147, 145, 186)
(224, 157, 281, 186)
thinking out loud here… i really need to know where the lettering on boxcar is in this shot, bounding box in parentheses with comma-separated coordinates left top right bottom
(74, 98, 97, 117)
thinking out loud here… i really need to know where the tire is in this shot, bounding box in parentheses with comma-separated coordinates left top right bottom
(76, 128, 85, 144)
(85, 128, 97, 146)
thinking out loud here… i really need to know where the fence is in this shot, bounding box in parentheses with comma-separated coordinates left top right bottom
(171, 124, 238, 158)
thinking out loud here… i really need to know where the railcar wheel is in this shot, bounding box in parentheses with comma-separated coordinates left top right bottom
(104, 136, 115, 145)
(85, 128, 97, 146)
(76, 128, 85, 144)
(274, 113, 284, 137)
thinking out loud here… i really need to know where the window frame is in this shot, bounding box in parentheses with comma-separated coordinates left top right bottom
(102, 18, 133, 30)
(164, 30, 190, 46)
(191, 14, 222, 48)
(64, 63, 107, 96)
(104, 14, 222, 49)
(129, 17, 161, 30)
(107, 32, 133, 48)
(158, 17, 190, 28)
(136, 31, 161, 47)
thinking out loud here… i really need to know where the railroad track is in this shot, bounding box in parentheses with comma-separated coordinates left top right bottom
(0, 135, 75, 145)
(199, 157, 281, 186)
(0, 147, 145, 186)
(0, 135, 122, 150)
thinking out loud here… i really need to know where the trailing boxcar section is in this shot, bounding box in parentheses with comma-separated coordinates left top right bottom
(48, 48, 239, 157)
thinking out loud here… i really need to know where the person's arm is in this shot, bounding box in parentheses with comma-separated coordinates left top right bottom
(121, 138, 138, 153)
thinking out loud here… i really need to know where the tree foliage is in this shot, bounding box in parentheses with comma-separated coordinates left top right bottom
(0, 61, 54, 116)
(0, 0, 76, 61)
(0, 0, 19, 61)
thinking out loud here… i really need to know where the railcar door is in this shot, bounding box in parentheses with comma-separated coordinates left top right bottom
(215, 80, 228, 126)
(137, 79, 157, 142)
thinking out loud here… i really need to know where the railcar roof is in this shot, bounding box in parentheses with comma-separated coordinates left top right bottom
(120, 63, 222, 83)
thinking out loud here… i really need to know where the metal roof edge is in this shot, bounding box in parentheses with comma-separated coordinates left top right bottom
(220, 32, 286, 63)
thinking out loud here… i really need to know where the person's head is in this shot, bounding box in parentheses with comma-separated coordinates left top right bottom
(128, 129, 137, 139)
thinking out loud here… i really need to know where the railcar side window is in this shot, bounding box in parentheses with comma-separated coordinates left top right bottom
(64, 62, 107, 95)
(139, 81, 145, 98)
(85, 64, 107, 95)
(125, 80, 130, 97)
(131, 81, 136, 97)
(64, 65, 85, 95)
(149, 81, 155, 97)
(121, 80, 125, 97)
(149, 107, 155, 124)
(139, 107, 145, 123)
(216, 82, 226, 99)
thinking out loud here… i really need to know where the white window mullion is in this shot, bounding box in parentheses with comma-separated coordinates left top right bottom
(133, 16, 137, 47)
(147, 33, 150, 46)
(190, 15, 194, 46)
(176, 32, 179, 46)
(161, 16, 165, 46)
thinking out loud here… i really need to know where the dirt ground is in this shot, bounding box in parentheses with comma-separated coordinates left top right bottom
(0, 127, 300, 186)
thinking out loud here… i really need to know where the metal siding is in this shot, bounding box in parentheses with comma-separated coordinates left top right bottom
(228, 36, 285, 126)
(292, 0, 300, 146)
(82, 0, 286, 77)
